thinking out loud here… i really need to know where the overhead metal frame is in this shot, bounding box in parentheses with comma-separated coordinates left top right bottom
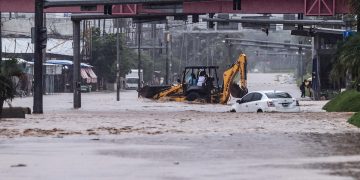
(202, 18, 347, 26)
(70, 13, 170, 20)
(44, 0, 206, 7)
(232, 43, 312, 50)
(226, 38, 312, 48)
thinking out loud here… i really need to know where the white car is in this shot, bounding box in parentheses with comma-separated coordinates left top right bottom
(230, 90, 300, 113)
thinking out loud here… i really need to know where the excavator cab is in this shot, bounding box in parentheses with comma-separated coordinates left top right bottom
(182, 66, 221, 102)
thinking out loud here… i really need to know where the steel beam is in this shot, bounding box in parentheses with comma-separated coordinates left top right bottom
(73, 19, 81, 109)
(254, 53, 305, 56)
(128, 46, 165, 49)
(227, 38, 312, 48)
(202, 18, 347, 26)
(44, 0, 204, 7)
(70, 13, 173, 20)
(232, 43, 312, 50)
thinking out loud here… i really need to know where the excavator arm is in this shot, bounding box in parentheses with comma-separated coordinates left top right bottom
(220, 53, 248, 104)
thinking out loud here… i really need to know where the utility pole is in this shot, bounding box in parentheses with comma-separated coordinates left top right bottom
(116, 19, 121, 101)
(137, 23, 142, 96)
(170, 33, 173, 82)
(185, 34, 188, 67)
(179, 33, 184, 73)
(165, 21, 169, 84)
(192, 36, 196, 66)
(151, 23, 156, 84)
(298, 41, 303, 83)
(224, 35, 233, 65)
(42, 12, 47, 75)
(0, 11, 2, 73)
(298, 14, 304, 84)
(73, 19, 81, 109)
(33, 0, 44, 114)
(102, 19, 106, 36)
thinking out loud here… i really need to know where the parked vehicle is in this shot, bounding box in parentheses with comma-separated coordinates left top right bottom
(230, 90, 300, 112)
(80, 85, 91, 92)
(125, 69, 143, 90)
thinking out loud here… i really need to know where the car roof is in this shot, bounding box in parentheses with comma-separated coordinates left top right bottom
(248, 90, 287, 94)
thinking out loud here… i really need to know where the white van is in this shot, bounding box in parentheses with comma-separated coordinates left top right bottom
(125, 69, 143, 90)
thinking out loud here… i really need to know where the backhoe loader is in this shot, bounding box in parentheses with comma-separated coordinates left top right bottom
(139, 53, 248, 104)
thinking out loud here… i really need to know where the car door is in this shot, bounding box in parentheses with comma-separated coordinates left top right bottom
(246, 93, 263, 112)
(236, 93, 254, 112)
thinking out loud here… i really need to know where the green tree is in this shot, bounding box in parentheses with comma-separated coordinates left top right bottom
(90, 28, 155, 86)
(91, 28, 135, 84)
(329, 0, 360, 88)
(0, 58, 23, 118)
(331, 34, 360, 87)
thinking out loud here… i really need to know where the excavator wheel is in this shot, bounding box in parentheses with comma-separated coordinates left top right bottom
(229, 83, 248, 98)
(186, 91, 200, 101)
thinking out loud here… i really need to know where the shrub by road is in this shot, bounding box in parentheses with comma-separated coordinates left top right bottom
(323, 90, 360, 127)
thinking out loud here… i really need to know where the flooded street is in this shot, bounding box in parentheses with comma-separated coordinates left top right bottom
(1, 73, 360, 179)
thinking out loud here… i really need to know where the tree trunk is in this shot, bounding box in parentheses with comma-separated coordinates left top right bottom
(0, 99, 4, 119)
(357, 15, 360, 33)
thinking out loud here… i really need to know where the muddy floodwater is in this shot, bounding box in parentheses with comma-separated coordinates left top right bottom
(1, 73, 360, 180)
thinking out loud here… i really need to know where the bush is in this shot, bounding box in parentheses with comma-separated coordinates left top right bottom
(323, 90, 360, 112)
(348, 112, 360, 127)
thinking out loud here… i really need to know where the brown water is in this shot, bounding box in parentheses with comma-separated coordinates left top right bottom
(1, 73, 359, 179)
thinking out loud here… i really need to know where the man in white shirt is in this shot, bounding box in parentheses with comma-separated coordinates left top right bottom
(197, 71, 206, 86)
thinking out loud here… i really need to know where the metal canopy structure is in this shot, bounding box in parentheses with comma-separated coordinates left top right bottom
(44, 0, 203, 7)
(0, 0, 350, 15)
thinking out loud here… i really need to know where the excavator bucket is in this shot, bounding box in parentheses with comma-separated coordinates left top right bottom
(229, 83, 248, 98)
(138, 85, 172, 98)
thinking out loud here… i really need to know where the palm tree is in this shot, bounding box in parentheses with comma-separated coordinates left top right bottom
(331, 33, 360, 88)
(0, 58, 23, 118)
(330, 0, 360, 88)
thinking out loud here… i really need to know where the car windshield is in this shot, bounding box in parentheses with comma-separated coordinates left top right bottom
(126, 78, 138, 84)
(265, 92, 292, 99)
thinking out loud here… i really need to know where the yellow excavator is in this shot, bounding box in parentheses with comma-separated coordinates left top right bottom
(139, 53, 248, 104)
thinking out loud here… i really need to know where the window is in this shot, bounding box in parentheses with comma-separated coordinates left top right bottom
(251, 93, 263, 101)
(126, 78, 139, 84)
(265, 92, 292, 99)
(241, 93, 253, 103)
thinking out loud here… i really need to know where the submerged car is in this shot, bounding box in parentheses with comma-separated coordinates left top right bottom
(230, 90, 300, 112)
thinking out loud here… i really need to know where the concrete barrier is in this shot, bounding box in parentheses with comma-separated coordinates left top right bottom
(1, 107, 31, 119)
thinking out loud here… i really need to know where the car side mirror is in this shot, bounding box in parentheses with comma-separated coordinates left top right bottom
(236, 100, 241, 104)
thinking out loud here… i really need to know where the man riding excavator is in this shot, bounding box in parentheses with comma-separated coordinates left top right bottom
(139, 53, 248, 104)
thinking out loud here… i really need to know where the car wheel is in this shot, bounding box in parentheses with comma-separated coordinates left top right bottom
(186, 92, 200, 101)
(257, 109, 263, 113)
